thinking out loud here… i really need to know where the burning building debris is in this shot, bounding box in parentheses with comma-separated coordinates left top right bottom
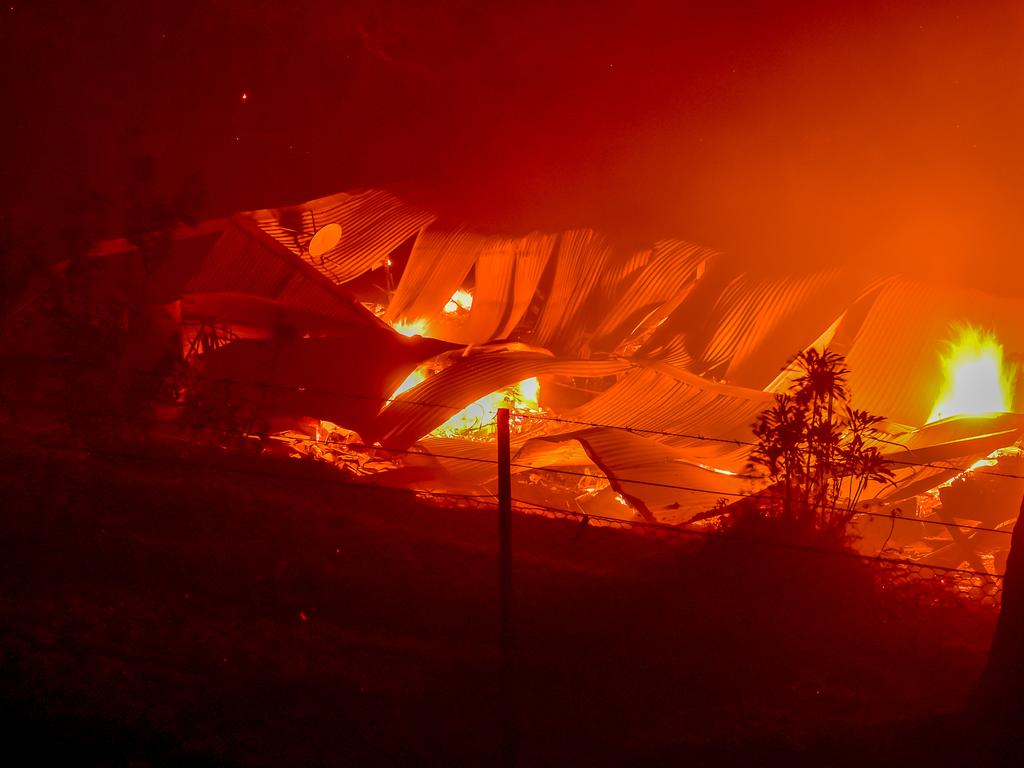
(8, 187, 1024, 571)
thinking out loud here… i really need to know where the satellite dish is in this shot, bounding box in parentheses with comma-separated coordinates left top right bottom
(308, 223, 342, 258)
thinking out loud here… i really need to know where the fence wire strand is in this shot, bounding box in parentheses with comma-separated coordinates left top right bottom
(0, 349, 1013, 603)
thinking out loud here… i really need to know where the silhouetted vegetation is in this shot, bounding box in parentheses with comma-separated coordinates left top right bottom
(0, 439, 999, 766)
(0, 159, 202, 439)
(733, 349, 894, 545)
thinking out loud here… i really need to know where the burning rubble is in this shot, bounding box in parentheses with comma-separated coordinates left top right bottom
(11, 187, 1024, 571)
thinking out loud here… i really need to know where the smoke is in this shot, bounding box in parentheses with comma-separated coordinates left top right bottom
(6, 0, 1024, 293)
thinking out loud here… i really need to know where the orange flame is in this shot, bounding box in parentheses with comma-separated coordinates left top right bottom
(927, 325, 1016, 423)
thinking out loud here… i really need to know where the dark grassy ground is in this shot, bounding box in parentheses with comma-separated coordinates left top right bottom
(0, 437, 1009, 766)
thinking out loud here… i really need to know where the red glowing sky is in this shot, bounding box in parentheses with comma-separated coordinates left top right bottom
(4, 0, 1024, 292)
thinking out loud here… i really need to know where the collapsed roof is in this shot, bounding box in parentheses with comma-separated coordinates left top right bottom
(82, 187, 1024, 568)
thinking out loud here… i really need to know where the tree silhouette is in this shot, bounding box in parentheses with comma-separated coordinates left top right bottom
(747, 349, 894, 541)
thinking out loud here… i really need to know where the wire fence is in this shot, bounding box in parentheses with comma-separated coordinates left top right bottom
(0, 348, 1012, 609)
(0, 419, 1005, 592)
(2, 350, 1020, 523)
(3, 349, 1022, 477)
(0, 386, 1014, 540)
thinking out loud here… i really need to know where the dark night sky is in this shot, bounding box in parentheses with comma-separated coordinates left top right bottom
(3, 0, 1024, 292)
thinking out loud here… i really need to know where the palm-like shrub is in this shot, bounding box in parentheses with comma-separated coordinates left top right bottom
(748, 349, 894, 539)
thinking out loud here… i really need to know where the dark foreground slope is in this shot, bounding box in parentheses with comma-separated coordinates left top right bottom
(0, 440, 1006, 766)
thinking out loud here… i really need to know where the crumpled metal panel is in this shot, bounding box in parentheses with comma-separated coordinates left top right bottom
(534, 427, 754, 524)
(385, 227, 487, 324)
(568, 363, 772, 462)
(187, 216, 377, 326)
(247, 189, 436, 285)
(373, 348, 632, 449)
(457, 232, 558, 343)
(529, 229, 616, 355)
(590, 238, 716, 353)
(642, 266, 862, 386)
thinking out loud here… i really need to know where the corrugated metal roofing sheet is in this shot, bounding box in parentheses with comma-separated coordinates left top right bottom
(591, 238, 716, 352)
(385, 227, 487, 323)
(568, 364, 772, 459)
(530, 229, 615, 355)
(189, 216, 383, 327)
(247, 189, 436, 285)
(459, 232, 558, 343)
(537, 427, 754, 524)
(373, 350, 632, 449)
(840, 278, 1024, 425)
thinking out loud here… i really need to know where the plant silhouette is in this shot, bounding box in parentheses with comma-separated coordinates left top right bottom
(746, 349, 894, 541)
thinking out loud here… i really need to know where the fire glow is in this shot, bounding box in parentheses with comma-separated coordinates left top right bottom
(392, 318, 430, 337)
(391, 289, 474, 337)
(388, 369, 541, 438)
(444, 289, 473, 315)
(927, 325, 1017, 423)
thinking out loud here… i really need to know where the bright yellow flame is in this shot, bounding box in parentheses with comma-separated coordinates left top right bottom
(967, 456, 999, 473)
(444, 289, 474, 315)
(927, 325, 1016, 423)
(517, 376, 540, 404)
(388, 368, 427, 404)
(392, 318, 430, 337)
(432, 377, 541, 437)
(434, 391, 507, 435)
(385, 373, 542, 439)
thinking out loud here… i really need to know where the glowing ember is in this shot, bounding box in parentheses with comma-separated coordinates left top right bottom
(444, 288, 474, 315)
(392, 318, 430, 337)
(691, 460, 739, 477)
(927, 325, 1016, 423)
